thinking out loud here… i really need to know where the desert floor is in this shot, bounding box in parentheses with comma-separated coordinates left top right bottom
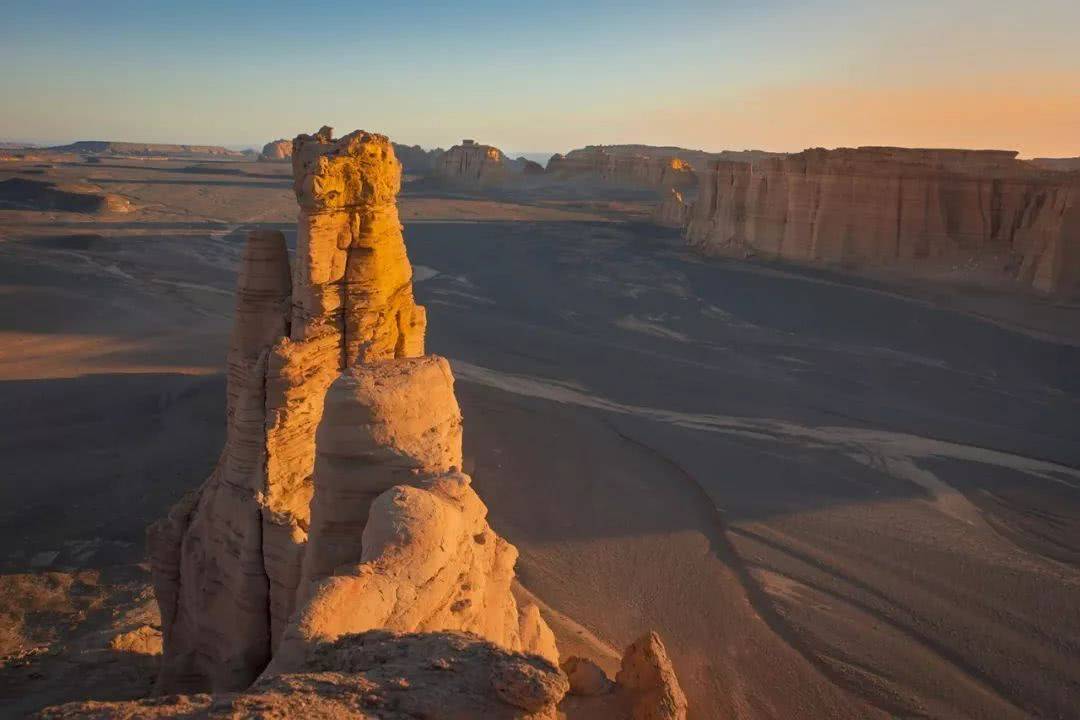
(1, 158, 1078, 719)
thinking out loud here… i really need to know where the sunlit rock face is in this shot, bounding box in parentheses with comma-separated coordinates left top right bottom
(686, 146, 1080, 297)
(433, 139, 520, 187)
(258, 138, 291, 161)
(148, 127, 553, 694)
(546, 146, 697, 192)
(260, 135, 444, 174)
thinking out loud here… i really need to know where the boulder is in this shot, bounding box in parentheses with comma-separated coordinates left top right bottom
(616, 632, 688, 720)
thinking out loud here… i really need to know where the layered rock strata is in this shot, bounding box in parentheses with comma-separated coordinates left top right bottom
(652, 188, 690, 228)
(41, 141, 245, 159)
(685, 146, 1080, 296)
(1030, 156, 1080, 173)
(145, 126, 686, 718)
(148, 127, 543, 694)
(546, 147, 697, 191)
(269, 360, 558, 672)
(433, 139, 521, 187)
(561, 144, 783, 173)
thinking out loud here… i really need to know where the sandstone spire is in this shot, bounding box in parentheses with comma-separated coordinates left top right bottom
(148, 128, 553, 694)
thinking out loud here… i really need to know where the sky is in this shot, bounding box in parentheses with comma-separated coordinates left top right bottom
(1, 0, 1078, 157)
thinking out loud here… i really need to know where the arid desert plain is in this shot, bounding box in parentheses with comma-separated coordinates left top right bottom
(0, 132, 1077, 720)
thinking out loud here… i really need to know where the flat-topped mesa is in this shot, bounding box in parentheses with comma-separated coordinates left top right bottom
(546, 146, 697, 192)
(685, 146, 1080, 297)
(1030, 156, 1080, 173)
(434, 139, 520, 187)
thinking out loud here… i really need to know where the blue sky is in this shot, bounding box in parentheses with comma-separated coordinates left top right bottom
(2, 0, 1078, 156)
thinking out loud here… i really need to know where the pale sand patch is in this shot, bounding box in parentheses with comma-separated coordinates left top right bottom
(615, 315, 689, 342)
(0, 332, 220, 380)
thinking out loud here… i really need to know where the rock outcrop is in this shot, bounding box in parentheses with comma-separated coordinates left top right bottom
(147, 127, 552, 695)
(561, 144, 783, 173)
(1029, 156, 1080, 173)
(40, 630, 568, 720)
(546, 147, 696, 192)
(616, 632, 688, 720)
(42, 141, 245, 159)
(433, 139, 523, 188)
(685, 146, 1080, 297)
(258, 139, 291, 162)
(260, 136, 444, 175)
(392, 143, 446, 175)
(0, 178, 132, 214)
(652, 188, 690, 228)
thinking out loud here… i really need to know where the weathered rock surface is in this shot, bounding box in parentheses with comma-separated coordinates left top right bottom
(38, 630, 568, 720)
(147, 127, 554, 696)
(685, 146, 1080, 297)
(561, 656, 612, 696)
(547, 147, 696, 192)
(269, 360, 557, 671)
(564, 144, 783, 173)
(107, 626, 163, 656)
(1029, 156, 1080, 173)
(652, 188, 690, 228)
(616, 632, 688, 720)
(259, 136, 444, 175)
(434, 139, 523, 188)
(258, 138, 291, 162)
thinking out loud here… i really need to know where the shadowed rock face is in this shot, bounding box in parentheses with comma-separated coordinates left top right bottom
(1029, 156, 1080, 173)
(685, 146, 1080, 297)
(652, 188, 690, 228)
(146, 127, 553, 694)
(0, 177, 132, 214)
(38, 631, 569, 720)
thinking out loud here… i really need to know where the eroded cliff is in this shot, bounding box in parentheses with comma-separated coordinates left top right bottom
(546, 146, 697, 192)
(685, 146, 1080, 296)
(433, 139, 524, 187)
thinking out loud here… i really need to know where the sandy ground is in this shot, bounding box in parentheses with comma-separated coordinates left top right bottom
(1, 157, 1078, 718)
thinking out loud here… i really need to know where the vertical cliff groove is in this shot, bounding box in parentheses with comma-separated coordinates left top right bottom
(685, 147, 1080, 296)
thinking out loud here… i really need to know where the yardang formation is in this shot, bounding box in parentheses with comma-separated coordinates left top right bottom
(131, 127, 686, 719)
